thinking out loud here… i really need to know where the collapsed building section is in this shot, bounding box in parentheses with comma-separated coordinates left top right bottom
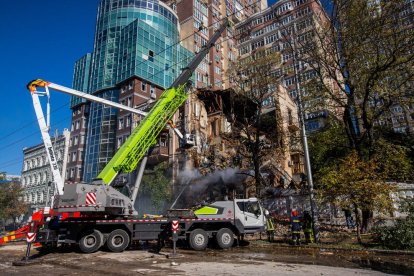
(172, 85, 305, 201)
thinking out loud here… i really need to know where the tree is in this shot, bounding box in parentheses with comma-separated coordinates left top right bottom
(308, 121, 350, 181)
(309, 122, 413, 234)
(140, 161, 172, 210)
(0, 181, 28, 230)
(318, 150, 394, 243)
(302, 0, 414, 151)
(301, 0, 414, 231)
(226, 49, 286, 196)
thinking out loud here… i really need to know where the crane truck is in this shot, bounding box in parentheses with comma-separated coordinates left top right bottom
(23, 20, 266, 253)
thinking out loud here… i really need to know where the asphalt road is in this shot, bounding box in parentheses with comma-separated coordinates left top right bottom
(0, 242, 409, 275)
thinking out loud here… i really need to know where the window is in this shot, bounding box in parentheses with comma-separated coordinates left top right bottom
(71, 122, 74, 131)
(282, 52, 294, 62)
(251, 39, 264, 50)
(391, 105, 403, 113)
(289, 90, 297, 99)
(284, 76, 296, 86)
(394, 127, 406, 133)
(141, 81, 147, 92)
(148, 50, 154, 62)
(305, 120, 320, 131)
(74, 136, 79, 145)
(278, 2, 293, 13)
(70, 168, 75, 178)
(126, 115, 131, 127)
(237, 201, 260, 215)
(127, 97, 132, 107)
(265, 33, 279, 45)
(72, 152, 77, 162)
(149, 84, 155, 99)
(78, 167, 83, 180)
(118, 118, 124, 129)
(81, 135, 85, 144)
(75, 120, 80, 130)
(214, 66, 221, 75)
(117, 137, 123, 149)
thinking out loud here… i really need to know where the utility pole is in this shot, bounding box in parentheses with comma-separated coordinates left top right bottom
(291, 22, 320, 242)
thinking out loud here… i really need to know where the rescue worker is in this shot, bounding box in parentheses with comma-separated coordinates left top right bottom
(265, 210, 275, 242)
(302, 211, 314, 244)
(344, 209, 355, 229)
(291, 209, 301, 245)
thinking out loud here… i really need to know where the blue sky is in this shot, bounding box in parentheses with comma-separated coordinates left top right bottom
(0, 1, 99, 175)
(0, 0, 280, 176)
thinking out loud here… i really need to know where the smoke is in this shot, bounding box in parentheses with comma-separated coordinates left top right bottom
(171, 167, 249, 209)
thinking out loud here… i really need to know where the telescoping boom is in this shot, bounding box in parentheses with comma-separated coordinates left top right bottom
(27, 19, 230, 187)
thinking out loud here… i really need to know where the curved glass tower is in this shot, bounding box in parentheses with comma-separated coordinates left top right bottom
(90, 0, 182, 91)
(80, 0, 192, 182)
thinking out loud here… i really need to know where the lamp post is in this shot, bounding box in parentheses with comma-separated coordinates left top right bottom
(291, 22, 320, 242)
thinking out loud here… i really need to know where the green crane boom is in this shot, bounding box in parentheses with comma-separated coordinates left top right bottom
(96, 19, 229, 185)
(96, 84, 187, 184)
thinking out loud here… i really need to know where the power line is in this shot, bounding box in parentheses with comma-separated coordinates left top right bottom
(0, 113, 73, 153)
(0, 101, 72, 142)
(0, 2, 262, 164)
(0, 2, 256, 142)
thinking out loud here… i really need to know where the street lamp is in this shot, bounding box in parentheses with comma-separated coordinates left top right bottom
(290, 21, 320, 242)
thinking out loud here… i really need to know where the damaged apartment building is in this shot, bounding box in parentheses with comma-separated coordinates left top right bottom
(171, 84, 304, 197)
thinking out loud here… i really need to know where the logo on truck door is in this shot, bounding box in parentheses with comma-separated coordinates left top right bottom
(86, 192, 97, 205)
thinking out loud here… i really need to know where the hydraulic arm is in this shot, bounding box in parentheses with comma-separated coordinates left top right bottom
(96, 84, 188, 184)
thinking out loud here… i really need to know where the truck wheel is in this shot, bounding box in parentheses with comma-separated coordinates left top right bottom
(106, 229, 130, 253)
(216, 228, 234, 249)
(79, 230, 103, 253)
(189, 229, 208, 251)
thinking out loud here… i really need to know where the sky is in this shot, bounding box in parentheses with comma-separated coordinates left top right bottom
(0, 1, 100, 175)
(0, 0, 282, 176)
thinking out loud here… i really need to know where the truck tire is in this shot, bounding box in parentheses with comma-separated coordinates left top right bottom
(216, 228, 234, 249)
(189, 229, 208, 251)
(106, 229, 130, 253)
(79, 229, 103, 253)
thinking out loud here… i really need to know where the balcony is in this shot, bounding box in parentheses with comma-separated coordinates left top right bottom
(231, 12, 243, 24)
(148, 145, 169, 165)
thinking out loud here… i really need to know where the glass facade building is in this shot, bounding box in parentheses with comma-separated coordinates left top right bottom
(89, 0, 185, 91)
(71, 53, 92, 107)
(77, 0, 192, 182)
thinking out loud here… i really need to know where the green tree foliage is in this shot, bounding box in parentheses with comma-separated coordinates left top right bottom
(374, 201, 414, 250)
(0, 181, 28, 229)
(140, 161, 171, 209)
(300, 0, 414, 237)
(308, 122, 350, 181)
(310, 121, 412, 235)
(318, 150, 394, 242)
(303, 0, 414, 151)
